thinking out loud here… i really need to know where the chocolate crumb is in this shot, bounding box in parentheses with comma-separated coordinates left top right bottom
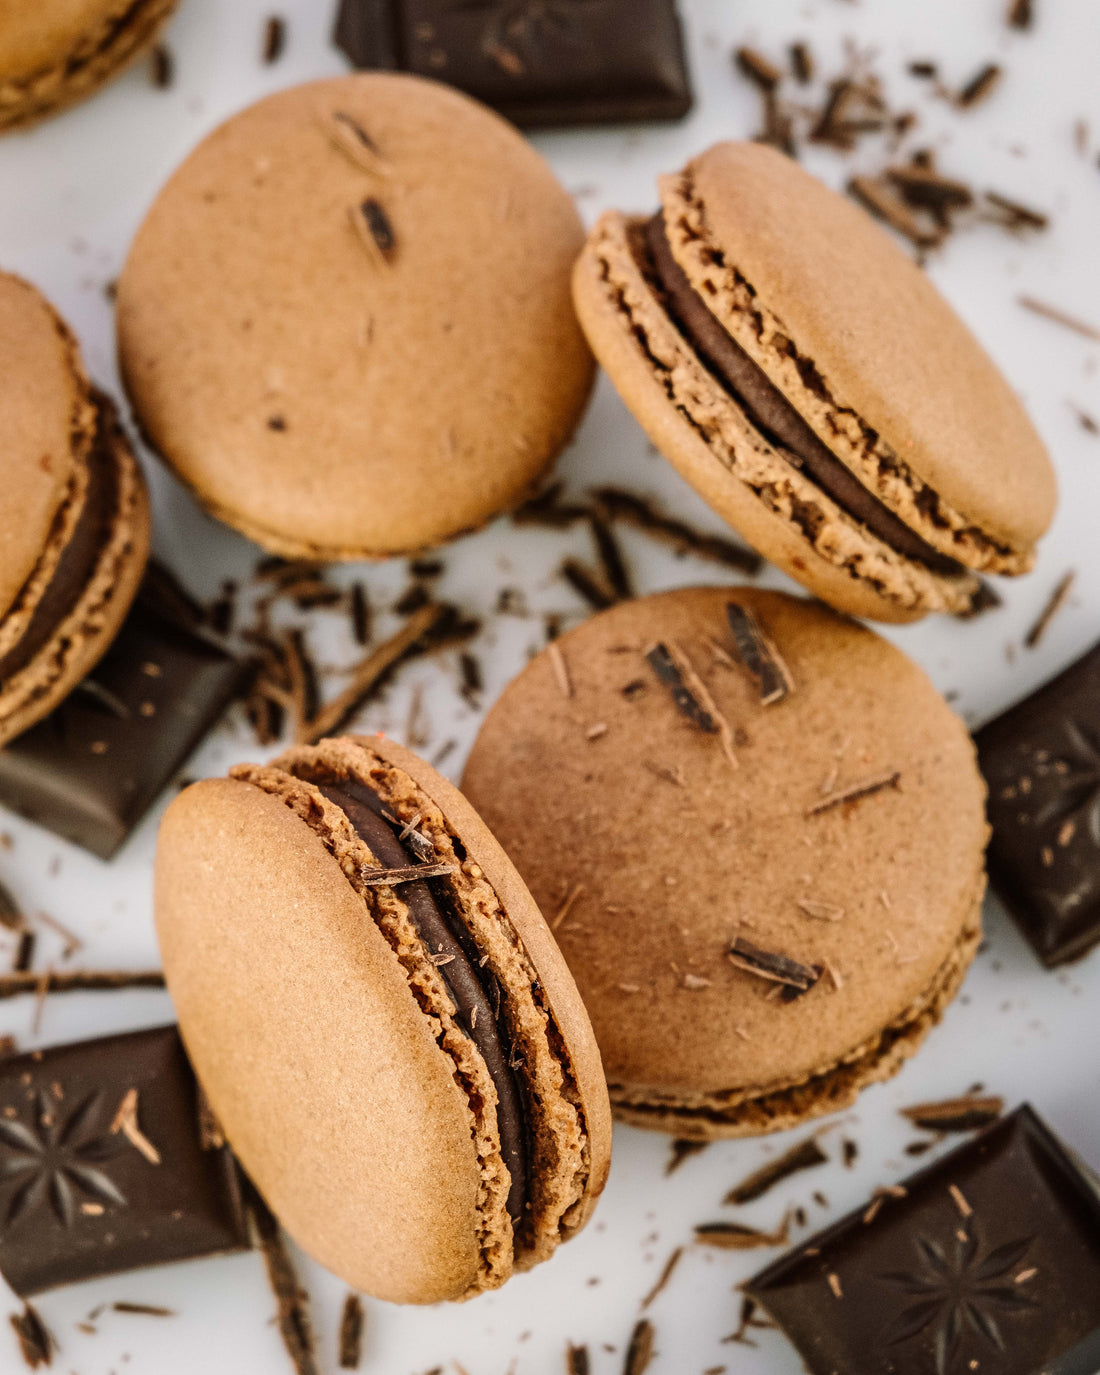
(641, 1246, 683, 1309)
(807, 771, 901, 816)
(338, 1293, 364, 1368)
(10, 1303, 54, 1369)
(623, 1318, 655, 1375)
(263, 15, 286, 63)
(909, 60, 938, 78)
(1007, 0, 1033, 28)
(0, 969, 165, 1001)
(250, 1188, 318, 1375)
(695, 1213, 791, 1250)
(725, 1136, 828, 1204)
(150, 43, 173, 88)
(567, 1344, 590, 1375)
(666, 1138, 709, 1175)
(724, 603, 793, 705)
(790, 42, 814, 83)
(727, 936, 821, 995)
(957, 63, 1002, 108)
(901, 1095, 1004, 1132)
(1024, 570, 1076, 648)
(1069, 402, 1098, 435)
(842, 1139, 859, 1168)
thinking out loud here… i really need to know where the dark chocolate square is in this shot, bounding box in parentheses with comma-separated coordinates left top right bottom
(747, 1106, 1100, 1375)
(0, 1026, 250, 1297)
(335, 0, 694, 127)
(975, 642, 1100, 965)
(0, 599, 243, 859)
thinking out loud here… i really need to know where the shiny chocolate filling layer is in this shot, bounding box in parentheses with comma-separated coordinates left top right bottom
(0, 408, 118, 684)
(314, 778, 530, 1231)
(644, 214, 965, 577)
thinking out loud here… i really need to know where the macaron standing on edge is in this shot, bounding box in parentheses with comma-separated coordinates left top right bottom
(0, 0, 180, 133)
(463, 586, 989, 1139)
(572, 141, 1057, 623)
(0, 271, 149, 749)
(155, 733, 612, 1304)
(118, 73, 595, 561)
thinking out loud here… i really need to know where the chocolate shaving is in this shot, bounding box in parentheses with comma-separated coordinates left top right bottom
(1018, 295, 1100, 341)
(695, 1212, 791, 1250)
(900, 1094, 1004, 1133)
(886, 164, 973, 220)
(1070, 403, 1099, 435)
(589, 515, 633, 602)
(13, 929, 34, 973)
(727, 936, 821, 995)
(111, 1087, 163, 1164)
(1008, 0, 1033, 27)
(250, 1190, 318, 1375)
(645, 643, 715, 734)
(0, 880, 22, 931)
(725, 1136, 828, 1204)
(790, 42, 814, 84)
(1024, 570, 1076, 648)
(263, 15, 286, 63)
(724, 603, 793, 705)
(592, 488, 761, 574)
(0, 969, 165, 1000)
(150, 44, 173, 88)
(957, 63, 1002, 108)
(642, 1246, 683, 1309)
(358, 861, 458, 886)
(807, 770, 901, 816)
(338, 1293, 364, 1368)
(350, 583, 371, 645)
(113, 1302, 176, 1317)
(842, 1139, 859, 1168)
(735, 46, 783, 89)
(548, 640, 572, 698)
(561, 558, 614, 611)
(566, 1345, 590, 1375)
(623, 1319, 655, 1375)
(666, 1138, 710, 1175)
(10, 1303, 54, 1369)
(983, 191, 1048, 231)
(849, 176, 943, 249)
(349, 199, 397, 266)
(511, 481, 591, 529)
(326, 111, 390, 176)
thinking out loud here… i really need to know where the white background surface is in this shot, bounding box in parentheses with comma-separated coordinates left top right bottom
(1, 0, 1099, 1371)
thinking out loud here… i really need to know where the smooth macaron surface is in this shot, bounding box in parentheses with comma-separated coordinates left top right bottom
(573, 142, 1056, 622)
(155, 735, 610, 1304)
(118, 73, 595, 560)
(0, 271, 149, 747)
(0, 0, 179, 132)
(462, 587, 988, 1138)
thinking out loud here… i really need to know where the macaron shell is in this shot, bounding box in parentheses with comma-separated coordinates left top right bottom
(572, 216, 972, 622)
(0, 0, 179, 132)
(155, 777, 487, 1304)
(462, 588, 988, 1130)
(0, 400, 150, 748)
(362, 732, 612, 1220)
(686, 142, 1056, 551)
(117, 74, 594, 558)
(0, 270, 94, 620)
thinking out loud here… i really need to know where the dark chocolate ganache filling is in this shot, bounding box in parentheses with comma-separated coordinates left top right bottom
(313, 777, 530, 1230)
(644, 213, 965, 577)
(0, 406, 117, 685)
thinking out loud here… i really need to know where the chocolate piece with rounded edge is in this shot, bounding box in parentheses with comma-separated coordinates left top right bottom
(976, 641, 1100, 965)
(334, 0, 693, 127)
(747, 1105, 1100, 1375)
(0, 1026, 249, 1298)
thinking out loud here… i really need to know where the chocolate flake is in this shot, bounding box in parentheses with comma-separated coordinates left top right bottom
(0, 969, 165, 1001)
(642, 1246, 683, 1309)
(735, 46, 783, 89)
(623, 1318, 655, 1375)
(592, 488, 761, 574)
(849, 176, 943, 249)
(807, 771, 901, 816)
(695, 1213, 791, 1250)
(13, 929, 34, 973)
(349, 199, 397, 266)
(250, 1189, 318, 1375)
(350, 583, 371, 645)
(790, 42, 814, 83)
(957, 63, 1002, 108)
(1008, 0, 1033, 27)
(358, 861, 458, 886)
(724, 604, 793, 705)
(112, 1302, 176, 1316)
(325, 110, 390, 176)
(645, 643, 717, 735)
(1070, 402, 1099, 435)
(566, 1345, 590, 1375)
(983, 190, 1049, 231)
(561, 558, 614, 611)
(666, 1138, 709, 1175)
(900, 1094, 1004, 1133)
(263, 15, 286, 63)
(511, 480, 591, 529)
(548, 640, 572, 698)
(150, 44, 173, 88)
(727, 936, 821, 995)
(0, 879, 22, 931)
(10, 1303, 54, 1369)
(842, 1139, 859, 1168)
(338, 1293, 364, 1368)
(1018, 295, 1100, 341)
(827, 1271, 844, 1299)
(1024, 570, 1076, 648)
(725, 1136, 829, 1205)
(589, 515, 634, 602)
(949, 1183, 973, 1218)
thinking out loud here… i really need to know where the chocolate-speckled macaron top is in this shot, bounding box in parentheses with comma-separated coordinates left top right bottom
(463, 587, 989, 1139)
(118, 73, 595, 560)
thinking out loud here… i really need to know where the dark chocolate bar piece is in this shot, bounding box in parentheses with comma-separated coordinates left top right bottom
(335, 0, 693, 127)
(0, 596, 243, 859)
(0, 1026, 250, 1297)
(747, 1106, 1100, 1375)
(975, 642, 1100, 965)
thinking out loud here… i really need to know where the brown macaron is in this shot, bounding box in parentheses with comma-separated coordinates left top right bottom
(462, 587, 988, 1139)
(118, 73, 595, 560)
(155, 734, 611, 1303)
(0, 0, 179, 133)
(0, 271, 149, 748)
(572, 141, 1056, 623)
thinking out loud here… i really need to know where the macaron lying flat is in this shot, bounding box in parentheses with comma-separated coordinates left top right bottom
(0, 271, 149, 748)
(119, 73, 595, 560)
(573, 142, 1056, 623)
(463, 587, 988, 1139)
(0, 0, 179, 133)
(155, 734, 611, 1303)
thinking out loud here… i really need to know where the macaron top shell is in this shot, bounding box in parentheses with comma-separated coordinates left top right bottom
(0, 1, 135, 80)
(118, 74, 594, 559)
(462, 588, 987, 1121)
(673, 142, 1055, 554)
(156, 735, 610, 1303)
(0, 270, 94, 620)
